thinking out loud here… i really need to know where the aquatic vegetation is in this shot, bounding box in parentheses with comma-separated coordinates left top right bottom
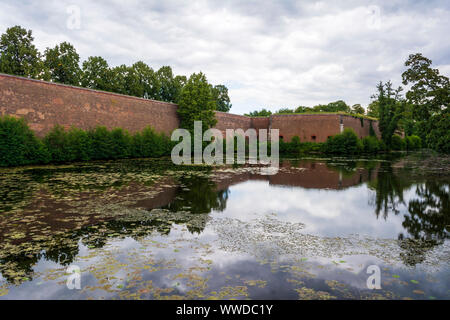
(0, 155, 449, 300)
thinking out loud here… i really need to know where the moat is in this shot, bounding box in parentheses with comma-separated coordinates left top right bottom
(0, 153, 449, 300)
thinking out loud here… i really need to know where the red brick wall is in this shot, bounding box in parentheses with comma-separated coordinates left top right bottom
(342, 116, 380, 140)
(251, 117, 270, 133)
(214, 111, 252, 134)
(0, 74, 380, 142)
(271, 114, 341, 142)
(0, 74, 180, 137)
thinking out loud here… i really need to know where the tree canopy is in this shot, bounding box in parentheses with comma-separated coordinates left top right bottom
(0, 26, 43, 78)
(0, 25, 232, 113)
(177, 72, 217, 132)
(44, 41, 82, 85)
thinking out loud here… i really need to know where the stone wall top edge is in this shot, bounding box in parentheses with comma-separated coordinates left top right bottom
(0, 73, 179, 107)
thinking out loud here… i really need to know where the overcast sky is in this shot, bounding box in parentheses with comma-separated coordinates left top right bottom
(1, 0, 449, 114)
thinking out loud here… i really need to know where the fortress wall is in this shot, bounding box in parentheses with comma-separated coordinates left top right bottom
(0, 74, 380, 142)
(342, 116, 381, 139)
(0, 74, 180, 137)
(214, 111, 252, 134)
(251, 117, 271, 133)
(270, 114, 341, 143)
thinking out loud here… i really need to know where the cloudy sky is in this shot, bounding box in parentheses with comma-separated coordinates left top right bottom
(1, 0, 449, 114)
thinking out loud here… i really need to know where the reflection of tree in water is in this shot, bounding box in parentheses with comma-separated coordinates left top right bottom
(402, 182, 449, 241)
(163, 176, 229, 214)
(369, 163, 410, 219)
(369, 163, 449, 266)
(398, 181, 449, 266)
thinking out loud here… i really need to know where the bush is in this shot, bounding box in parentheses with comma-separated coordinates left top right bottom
(362, 136, 380, 154)
(390, 135, 406, 151)
(43, 125, 71, 162)
(405, 135, 422, 151)
(324, 128, 363, 155)
(0, 116, 49, 166)
(0, 116, 174, 167)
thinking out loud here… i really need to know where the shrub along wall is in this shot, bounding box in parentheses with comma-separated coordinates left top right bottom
(0, 116, 423, 167)
(0, 116, 173, 167)
(279, 128, 421, 156)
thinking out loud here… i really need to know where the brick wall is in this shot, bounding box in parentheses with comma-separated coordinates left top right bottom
(271, 114, 341, 142)
(0, 74, 180, 137)
(0, 74, 380, 142)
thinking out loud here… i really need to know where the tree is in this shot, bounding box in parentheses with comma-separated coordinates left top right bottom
(44, 42, 82, 85)
(295, 106, 313, 113)
(173, 75, 187, 103)
(401, 53, 450, 152)
(351, 104, 365, 115)
(127, 61, 158, 99)
(81, 56, 111, 91)
(0, 25, 44, 78)
(211, 85, 232, 112)
(316, 100, 350, 113)
(367, 101, 380, 118)
(109, 64, 130, 95)
(156, 66, 177, 102)
(277, 108, 294, 114)
(177, 72, 217, 132)
(245, 109, 272, 117)
(372, 81, 404, 148)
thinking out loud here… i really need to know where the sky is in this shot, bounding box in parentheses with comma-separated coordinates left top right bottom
(1, 0, 449, 115)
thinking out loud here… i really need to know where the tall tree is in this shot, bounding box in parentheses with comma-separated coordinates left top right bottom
(373, 81, 404, 148)
(402, 53, 450, 152)
(177, 72, 217, 132)
(156, 66, 176, 102)
(127, 61, 158, 99)
(211, 85, 232, 112)
(81, 56, 111, 91)
(109, 64, 130, 95)
(0, 25, 44, 78)
(44, 42, 82, 85)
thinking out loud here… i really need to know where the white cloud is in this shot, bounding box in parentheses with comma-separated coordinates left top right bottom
(0, 0, 449, 114)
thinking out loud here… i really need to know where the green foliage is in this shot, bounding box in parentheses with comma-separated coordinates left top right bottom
(131, 127, 171, 158)
(277, 108, 294, 114)
(350, 104, 365, 115)
(40, 122, 173, 163)
(405, 135, 422, 151)
(245, 109, 272, 117)
(362, 136, 380, 154)
(43, 125, 72, 162)
(390, 135, 406, 151)
(324, 128, 363, 155)
(402, 53, 450, 152)
(44, 42, 81, 85)
(373, 81, 404, 148)
(0, 26, 44, 79)
(177, 72, 217, 132)
(81, 56, 111, 91)
(211, 85, 232, 112)
(0, 116, 49, 166)
(367, 101, 379, 118)
(279, 136, 324, 155)
(426, 114, 450, 153)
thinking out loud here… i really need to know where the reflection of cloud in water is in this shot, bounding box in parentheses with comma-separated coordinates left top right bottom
(211, 180, 407, 238)
(209, 215, 450, 271)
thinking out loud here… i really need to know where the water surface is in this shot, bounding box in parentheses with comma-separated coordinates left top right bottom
(0, 154, 449, 300)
